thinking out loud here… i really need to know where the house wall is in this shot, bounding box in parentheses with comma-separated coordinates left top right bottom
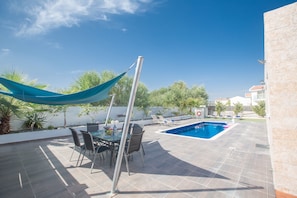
(215, 96, 251, 106)
(264, 2, 297, 197)
(229, 96, 251, 106)
(250, 91, 265, 106)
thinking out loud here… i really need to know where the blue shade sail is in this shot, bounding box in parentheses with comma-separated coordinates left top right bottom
(0, 72, 126, 105)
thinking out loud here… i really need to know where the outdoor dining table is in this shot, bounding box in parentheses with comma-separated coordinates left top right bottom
(90, 130, 125, 167)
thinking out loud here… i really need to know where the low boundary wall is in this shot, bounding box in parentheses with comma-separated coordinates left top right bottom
(0, 115, 192, 145)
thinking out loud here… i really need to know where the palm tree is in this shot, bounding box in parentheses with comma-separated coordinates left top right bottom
(0, 71, 47, 134)
(0, 97, 22, 134)
(69, 71, 106, 121)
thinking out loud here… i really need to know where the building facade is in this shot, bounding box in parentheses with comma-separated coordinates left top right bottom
(248, 85, 265, 106)
(264, 2, 297, 197)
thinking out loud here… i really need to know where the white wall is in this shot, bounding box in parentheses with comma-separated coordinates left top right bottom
(229, 96, 251, 106)
(215, 96, 251, 107)
(0, 115, 192, 145)
(10, 106, 179, 131)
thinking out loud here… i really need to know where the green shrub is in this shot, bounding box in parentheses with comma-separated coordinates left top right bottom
(252, 101, 266, 117)
(23, 112, 46, 130)
(47, 125, 55, 130)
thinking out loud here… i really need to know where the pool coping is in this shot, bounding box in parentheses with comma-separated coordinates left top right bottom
(156, 120, 239, 140)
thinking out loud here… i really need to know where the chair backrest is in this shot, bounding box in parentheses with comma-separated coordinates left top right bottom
(127, 123, 134, 135)
(126, 124, 144, 154)
(87, 123, 99, 132)
(131, 123, 144, 134)
(70, 128, 81, 147)
(81, 131, 95, 152)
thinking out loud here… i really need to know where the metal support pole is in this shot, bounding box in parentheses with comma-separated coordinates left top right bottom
(105, 94, 115, 126)
(110, 56, 144, 196)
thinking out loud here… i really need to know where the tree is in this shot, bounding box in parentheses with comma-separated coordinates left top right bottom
(233, 102, 244, 117)
(71, 71, 101, 92)
(148, 81, 208, 114)
(167, 81, 188, 111)
(47, 105, 68, 128)
(112, 75, 133, 106)
(187, 85, 208, 114)
(0, 71, 47, 134)
(134, 83, 150, 118)
(215, 101, 226, 117)
(68, 71, 104, 120)
(0, 98, 21, 134)
(183, 98, 203, 114)
(69, 71, 150, 121)
(252, 101, 266, 117)
(50, 86, 82, 128)
(189, 86, 208, 103)
(148, 88, 169, 107)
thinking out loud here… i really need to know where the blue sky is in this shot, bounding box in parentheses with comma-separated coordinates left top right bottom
(0, 0, 295, 100)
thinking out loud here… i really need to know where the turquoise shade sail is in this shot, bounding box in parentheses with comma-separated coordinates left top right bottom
(0, 72, 126, 105)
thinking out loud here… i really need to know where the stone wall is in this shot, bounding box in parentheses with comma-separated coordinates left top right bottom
(264, 2, 297, 197)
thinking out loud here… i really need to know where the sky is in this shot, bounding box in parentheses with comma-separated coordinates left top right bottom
(0, 0, 296, 100)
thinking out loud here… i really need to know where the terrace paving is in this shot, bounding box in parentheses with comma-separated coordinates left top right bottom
(0, 119, 274, 198)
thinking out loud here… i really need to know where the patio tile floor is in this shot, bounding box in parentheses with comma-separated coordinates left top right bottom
(0, 119, 274, 197)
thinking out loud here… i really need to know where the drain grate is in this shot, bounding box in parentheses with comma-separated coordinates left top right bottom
(256, 143, 270, 149)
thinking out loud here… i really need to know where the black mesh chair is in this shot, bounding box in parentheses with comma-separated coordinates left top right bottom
(80, 131, 110, 173)
(87, 123, 99, 132)
(124, 124, 145, 175)
(69, 128, 85, 166)
(125, 123, 145, 155)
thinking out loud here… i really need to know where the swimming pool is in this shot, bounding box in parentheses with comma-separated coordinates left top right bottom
(164, 122, 230, 139)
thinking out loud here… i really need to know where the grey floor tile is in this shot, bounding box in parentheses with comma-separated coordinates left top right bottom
(0, 119, 275, 198)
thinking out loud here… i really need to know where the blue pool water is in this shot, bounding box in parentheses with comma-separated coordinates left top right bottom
(165, 122, 228, 139)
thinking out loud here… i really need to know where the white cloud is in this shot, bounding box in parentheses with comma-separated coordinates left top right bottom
(16, 0, 153, 36)
(1, 48, 11, 56)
